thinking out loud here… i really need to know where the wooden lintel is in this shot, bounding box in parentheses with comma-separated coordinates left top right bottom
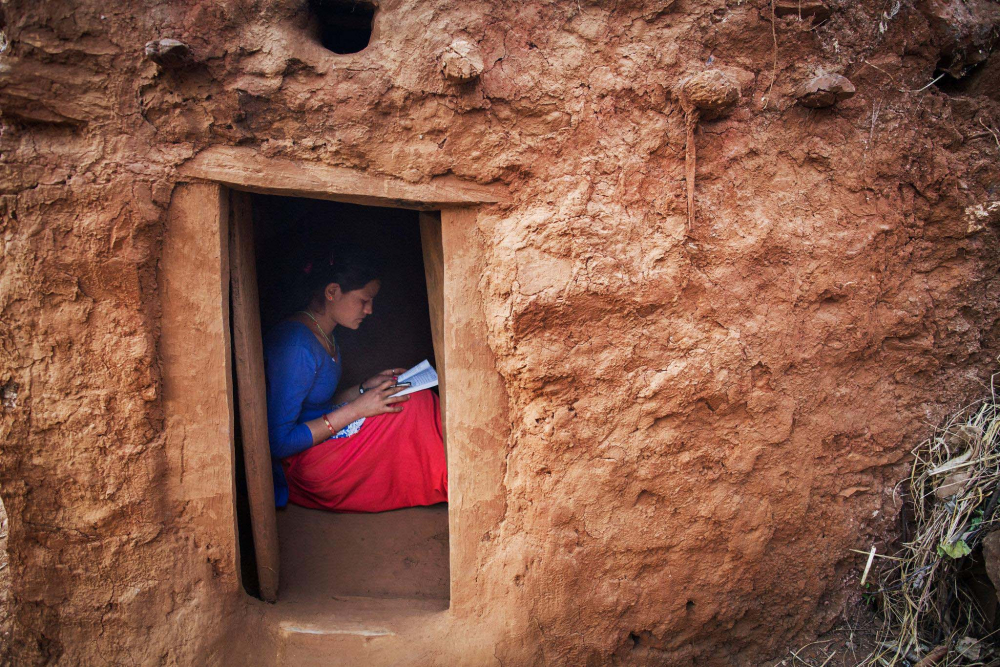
(179, 146, 503, 209)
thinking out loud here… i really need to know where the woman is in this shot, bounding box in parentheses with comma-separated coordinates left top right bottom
(263, 247, 447, 512)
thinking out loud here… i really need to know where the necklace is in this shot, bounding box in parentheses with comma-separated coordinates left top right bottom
(299, 310, 337, 359)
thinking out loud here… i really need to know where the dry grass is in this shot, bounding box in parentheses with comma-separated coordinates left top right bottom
(860, 378, 1000, 666)
(770, 608, 881, 667)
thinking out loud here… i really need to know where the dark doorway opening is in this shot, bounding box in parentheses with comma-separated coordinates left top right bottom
(252, 195, 435, 388)
(230, 194, 449, 603)
(309, 0, 377, 55)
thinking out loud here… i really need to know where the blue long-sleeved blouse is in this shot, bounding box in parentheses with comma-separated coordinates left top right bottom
(262, 320, 364, 506)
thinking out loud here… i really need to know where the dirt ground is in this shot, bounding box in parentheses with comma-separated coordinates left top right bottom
(275, 504, 450, 601)
(1, 0, 1000, 664)
(766, 607, 884, 667)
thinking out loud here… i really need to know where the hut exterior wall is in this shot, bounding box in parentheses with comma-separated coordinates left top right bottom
(1, 0, 999, 663)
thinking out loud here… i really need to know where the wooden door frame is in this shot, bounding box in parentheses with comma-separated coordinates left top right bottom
(173, 150, 506, 609)
(228, 190, 280, 601)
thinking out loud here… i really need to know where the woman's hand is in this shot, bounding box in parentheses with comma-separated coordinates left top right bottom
(351, 379, 410, 418)
(361, 368, 406, 393)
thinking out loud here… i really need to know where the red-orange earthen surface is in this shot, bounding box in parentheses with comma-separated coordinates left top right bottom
(1, 0, 999, 664)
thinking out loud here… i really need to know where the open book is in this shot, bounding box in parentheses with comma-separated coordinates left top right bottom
(393, 360, 438, 397)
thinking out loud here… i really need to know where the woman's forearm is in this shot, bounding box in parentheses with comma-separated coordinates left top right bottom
(304, 402, 362, 445)
(333, 383, 361, 404)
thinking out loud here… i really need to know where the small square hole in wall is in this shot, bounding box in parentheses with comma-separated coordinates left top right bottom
(309, 0, 377, 54)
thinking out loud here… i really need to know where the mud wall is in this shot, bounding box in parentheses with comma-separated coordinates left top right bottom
(1, 0, 999, 664)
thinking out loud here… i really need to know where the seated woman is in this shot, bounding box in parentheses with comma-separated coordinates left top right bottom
(262, 246, 448, 512)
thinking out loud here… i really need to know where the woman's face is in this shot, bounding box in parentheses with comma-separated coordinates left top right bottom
(327, 279, 380, 329)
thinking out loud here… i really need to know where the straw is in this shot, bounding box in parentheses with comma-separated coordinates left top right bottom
(861, 545, 877, 587)
(858, 374, 1000, 665)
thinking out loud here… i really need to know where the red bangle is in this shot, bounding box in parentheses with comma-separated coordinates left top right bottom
(322, 414, 336, 437)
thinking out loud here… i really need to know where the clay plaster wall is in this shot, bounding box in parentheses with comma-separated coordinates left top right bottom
(1, 0, 1000, 664)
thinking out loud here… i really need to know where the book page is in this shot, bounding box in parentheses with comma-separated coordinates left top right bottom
(393, 359, 438, 397)
(398, 359, 430, 383)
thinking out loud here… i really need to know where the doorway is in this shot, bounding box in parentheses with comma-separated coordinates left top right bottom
(167, 151, 507, 625)
(231, 194, 450, 603)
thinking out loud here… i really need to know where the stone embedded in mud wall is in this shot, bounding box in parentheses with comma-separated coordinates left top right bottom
(983, 531, 1000, 607)
(918, 0, 1000, 77)
(678, 69, 740, 120)
(144, 38, 192, 69)
(440, 39, 484, 83)
(795, 73, 856, 108)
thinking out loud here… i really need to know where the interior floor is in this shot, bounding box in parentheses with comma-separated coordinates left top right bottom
(276, 503, 450, 602)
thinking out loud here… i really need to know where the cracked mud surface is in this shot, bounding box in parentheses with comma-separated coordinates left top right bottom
(1, 0, 999, 664)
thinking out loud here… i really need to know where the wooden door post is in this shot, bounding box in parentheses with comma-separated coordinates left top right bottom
(419, 211, 446, 449)
(229, 189, 280, 601)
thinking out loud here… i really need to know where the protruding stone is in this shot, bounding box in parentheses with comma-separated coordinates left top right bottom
(680, 69, 740, 120)
(144, 38, 191, 68)
(983, 531, 1000, 608)
(440, 39, 484, 84)
(773, 0, 832, 22)
(920, 0, 1000, 77)
(795, 73, 856, 108)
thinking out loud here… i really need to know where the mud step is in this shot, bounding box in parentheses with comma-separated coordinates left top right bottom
(271, 596, 450, 666)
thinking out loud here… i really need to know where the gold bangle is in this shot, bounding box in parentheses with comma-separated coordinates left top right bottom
(321, 414, 336, 437)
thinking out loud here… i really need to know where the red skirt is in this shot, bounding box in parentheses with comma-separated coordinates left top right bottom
(284, 389, 448, 512)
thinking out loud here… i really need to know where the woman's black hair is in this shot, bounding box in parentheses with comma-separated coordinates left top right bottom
(302, 244, 383, 306)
